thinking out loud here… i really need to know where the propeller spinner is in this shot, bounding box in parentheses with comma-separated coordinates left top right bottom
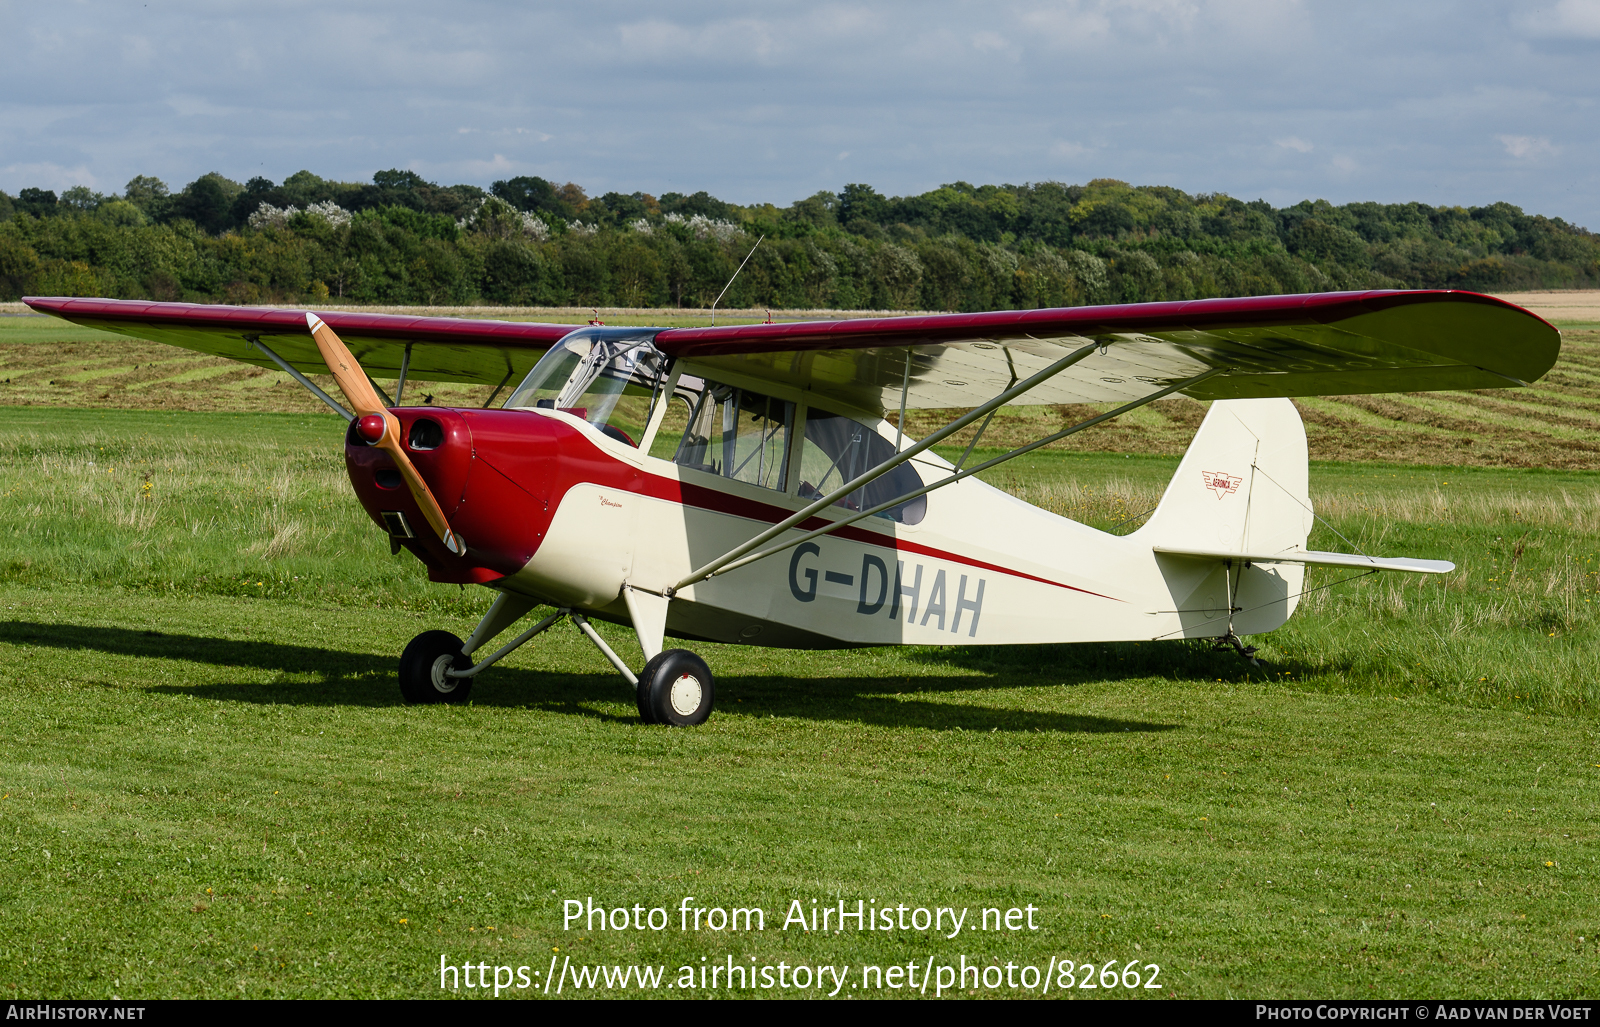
(306, 313, 468, 556)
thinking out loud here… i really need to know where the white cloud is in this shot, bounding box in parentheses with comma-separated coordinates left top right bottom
(1014, 5, 1115, 49)
(121, 35, 155, 68)
(165, 95, 242, 118)
(1015, 0, 1306, 51)
(459, 154, 515, 176)
(1, 162, 99, 190)
(616, 17, 775, 62)
(0, 1, 1595, 227)
(1051, 140, 1096, 159)
(1497, 134, 1560, 158)
(1515, 0, 1600, 38)
(971, 30, 1010, 52)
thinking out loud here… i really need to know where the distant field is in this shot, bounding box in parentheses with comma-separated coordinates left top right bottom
(1491, 290, 1600, 322)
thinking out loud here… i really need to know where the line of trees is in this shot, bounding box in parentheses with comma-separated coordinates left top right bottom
(1, 170, 1596, 310)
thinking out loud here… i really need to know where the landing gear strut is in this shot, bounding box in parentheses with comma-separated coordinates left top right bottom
(397, 594, 716, 725)
(1215, 559, 1261, 667)
(1213, 632, 1260, 666)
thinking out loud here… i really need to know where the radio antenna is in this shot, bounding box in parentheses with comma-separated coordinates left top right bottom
(710, 234, 765, 326)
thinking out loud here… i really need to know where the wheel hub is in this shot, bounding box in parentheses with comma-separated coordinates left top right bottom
(668, 674, 702, 717)
(430, 653, 459, 692)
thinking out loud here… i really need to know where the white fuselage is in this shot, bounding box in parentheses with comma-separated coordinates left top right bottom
(497, 401, 1307, 649)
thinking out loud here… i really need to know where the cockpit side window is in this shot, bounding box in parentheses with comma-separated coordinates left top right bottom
(672, 380, 793, 492)
(797, 409, 926, 525)
(647, 392, 695, 462)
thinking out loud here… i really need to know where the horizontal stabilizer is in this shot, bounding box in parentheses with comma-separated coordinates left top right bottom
(1153, 546, 1454, 575)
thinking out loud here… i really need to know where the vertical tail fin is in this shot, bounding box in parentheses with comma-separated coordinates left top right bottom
(1136, 398, 1313, 635)
(1138, 397, 1312, 555)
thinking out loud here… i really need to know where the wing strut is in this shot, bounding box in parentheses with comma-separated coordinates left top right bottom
(483, 367, 515, 409)
(395, 342, 413, 405)
(245, 335, 354, 421)
(365, 374, 395, 407)
(695, 365, 1229, 583)
(893, 349, 911, 455)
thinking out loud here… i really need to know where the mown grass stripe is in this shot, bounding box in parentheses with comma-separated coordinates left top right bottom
(1394, 392, 1600, 442)
(1489, 388, 1600, 415)
(1295, 397, 1450, 434)
(1429, 392, 1600, 431)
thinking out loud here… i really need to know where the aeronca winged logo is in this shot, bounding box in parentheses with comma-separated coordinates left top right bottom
(1202, 470, 1242, 499)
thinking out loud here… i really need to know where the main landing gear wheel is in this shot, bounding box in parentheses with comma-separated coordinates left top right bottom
(399, 630, 473, 704)
(635, 649, 714, 727)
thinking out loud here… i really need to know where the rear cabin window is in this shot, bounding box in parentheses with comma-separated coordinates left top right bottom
(798, 410, 926, 525)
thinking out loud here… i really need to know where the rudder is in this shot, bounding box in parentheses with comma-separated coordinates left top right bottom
(1136, 398, 1313, 635)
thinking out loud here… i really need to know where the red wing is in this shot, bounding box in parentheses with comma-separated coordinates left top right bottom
(22, 297, 575, 386)
(25, 290, 1560, 412)
(652, 290, 1559, 412)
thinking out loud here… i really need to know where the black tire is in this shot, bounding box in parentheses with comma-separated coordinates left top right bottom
(635, 651, 669, 724)
(399, 630, 473, 704)
(636, 649, 713, 726)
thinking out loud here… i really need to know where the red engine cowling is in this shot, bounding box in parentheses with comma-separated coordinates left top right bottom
(345, 408, 562, 584)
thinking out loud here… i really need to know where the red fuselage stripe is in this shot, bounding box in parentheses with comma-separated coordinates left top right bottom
(615, 466, 1120, 601)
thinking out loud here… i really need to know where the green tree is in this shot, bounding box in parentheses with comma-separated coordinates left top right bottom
(122, 176, 169, 209)
(1109, 249, 1164, 302)
(0, 236, 41, 299)
(608, 236, 663, 306)
(60, 186, 104, 211)
(872, 243, 923, 309)
(491, 176, 574, 220)
(839, 184, 888, 233)
(917, 241, 970, 311)
(373, 169, 428, 190)
(478, 240, 546, 304)
(1287, 218, 1369, 266)
(168, 173, 243, 233)
(17, 188, 58, 218)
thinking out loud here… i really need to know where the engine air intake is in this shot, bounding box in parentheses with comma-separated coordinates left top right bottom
(408, 418, 445, 451)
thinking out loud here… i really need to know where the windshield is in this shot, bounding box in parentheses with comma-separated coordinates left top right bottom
(505, 328, 668, 446)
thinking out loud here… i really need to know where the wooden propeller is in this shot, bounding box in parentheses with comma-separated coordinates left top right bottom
(306, 313, 467, 556)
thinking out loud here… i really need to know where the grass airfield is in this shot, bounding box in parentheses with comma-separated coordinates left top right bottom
(0, 314, 1596, 999)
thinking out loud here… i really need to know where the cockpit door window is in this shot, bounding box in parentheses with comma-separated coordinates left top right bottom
(673, 382, 793, 492)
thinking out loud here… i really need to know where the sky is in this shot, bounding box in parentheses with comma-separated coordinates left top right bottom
(2, 0, 1598, 227)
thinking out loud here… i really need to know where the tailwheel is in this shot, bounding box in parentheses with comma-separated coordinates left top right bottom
(635, 649, 714, 726)
(399, 630, 473, 704)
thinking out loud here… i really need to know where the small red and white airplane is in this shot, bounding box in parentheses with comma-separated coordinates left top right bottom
(26, 291, 1559, 724)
